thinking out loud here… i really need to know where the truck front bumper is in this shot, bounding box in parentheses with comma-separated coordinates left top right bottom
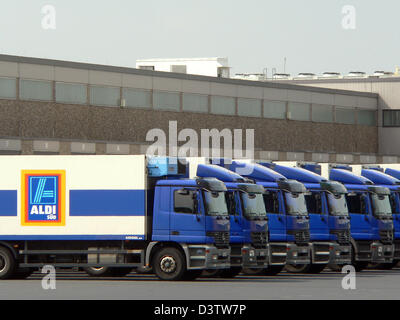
(354, 241, 394, 263)
(268, 243, 287, 265)
(185, 245, 230, 270)
(286, 243, 311, 265)
(371, 242, 394, 263)
(241, 245, 269, 268)
(328, 243, 352, 265)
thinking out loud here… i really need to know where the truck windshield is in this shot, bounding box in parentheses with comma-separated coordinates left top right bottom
(327, 193, 349, 216)
(240, 193, 267, 218)
(203, 191, 229, 216)
(371, 193, 392, 217)
(284, 192, 308, 216)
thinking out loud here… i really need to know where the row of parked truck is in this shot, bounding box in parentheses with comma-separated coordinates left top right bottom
(0, 155, 398, 281)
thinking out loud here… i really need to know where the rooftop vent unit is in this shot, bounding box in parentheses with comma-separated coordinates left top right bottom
(294, 72, 316, 80)
(273, 73, 291, 80)
(345, 71, 367, 78)
(319, 72, 341, 79)
(373, 71, 395, 77)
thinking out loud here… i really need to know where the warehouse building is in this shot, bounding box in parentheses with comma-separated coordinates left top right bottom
(0, 54, 386, 163)
(275, 73, 400, 158)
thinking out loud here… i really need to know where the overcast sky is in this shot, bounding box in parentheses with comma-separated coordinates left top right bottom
(1, 0, 399, 77)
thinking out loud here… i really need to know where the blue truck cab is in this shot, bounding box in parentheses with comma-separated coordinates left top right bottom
(359, 167, 400, 266)
(229, 161, 311, 275)
(195, 164, 269, 276)
(143, 157, 231, 280)
(328, 166, 394, 271)
(266, 163, 352, 273)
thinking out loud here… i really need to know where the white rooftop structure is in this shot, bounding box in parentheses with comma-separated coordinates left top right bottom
(136, 57, 230, 78)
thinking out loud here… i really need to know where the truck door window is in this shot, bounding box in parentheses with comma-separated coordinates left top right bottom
(263, 191, 280, 214)
(305, 192, 322, 214)
(225, 191, 239, 216)
(346, 193, 366, 214)
(174, 189, 197, 214)
(389, 193, 400, 214)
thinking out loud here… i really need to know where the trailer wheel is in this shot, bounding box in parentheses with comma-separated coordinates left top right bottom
(0, 247, 16, 279)
(84, 266, 113, 277)
(152, 247, 186, 281)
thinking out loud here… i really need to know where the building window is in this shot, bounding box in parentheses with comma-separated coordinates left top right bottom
(153, 91, 180, 111)
(264, 100, 286, 119)
(0, 77, 16, 99)
(170, 65, 187, 74)
(358, 110, 376, 126)
(336, 107, 355, 124)
(90, 85, 120, 106)
(183, 93, 208, 113)
(122, 88, 151, 108)
(238, 98, 262, 117)
(211, 96, 236, 115)
(20, 79, 52, 101)
(288, 102, 310, 121)
(312, 104, 333, 123)
(383, 110, 400, 127)
(56, 82, 87, 105)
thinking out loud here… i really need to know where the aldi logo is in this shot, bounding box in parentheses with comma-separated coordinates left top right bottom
(21, 170, 66, 226)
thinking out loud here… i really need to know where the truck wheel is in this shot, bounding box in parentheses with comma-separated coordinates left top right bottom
(182, 270, 203, 281)
(262, 266, 284, 276)
(84, 266, 113, 277)
(152, 247, 186, 281)
(285, 264, 310, 273)
(370, 262, 398, 270)
(218, 267, 242, 278)
(0, 247, 16, 279)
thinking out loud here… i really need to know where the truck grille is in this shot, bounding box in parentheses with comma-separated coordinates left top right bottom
(288, 230, 310, 244)
(206, 231, 230, 248)
(330, 229, 351, 244)
(380, 230, 394, 244)
(250, 232, 268, 248)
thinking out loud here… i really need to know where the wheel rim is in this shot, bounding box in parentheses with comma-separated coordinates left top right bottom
(160, 256, 176, 273)
(91, 267, 104, 271)
(0, 254, 6, 273)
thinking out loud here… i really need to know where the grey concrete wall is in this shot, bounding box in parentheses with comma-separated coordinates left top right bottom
(0, 99, 378, 155)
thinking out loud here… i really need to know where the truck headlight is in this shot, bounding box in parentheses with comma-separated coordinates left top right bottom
(249, 250, 255, 257)
(292, 251, 298, 258)
(378, 246, 383, 253)
(212, 255, 218, 260)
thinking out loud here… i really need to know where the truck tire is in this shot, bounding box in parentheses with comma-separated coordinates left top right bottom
(351, 248, 367, 272)
(84, 266, 114, 277)
(0, 247, 16, 279)
(152, 247, 186, 281)
(369, 262, 398, 270)
(218, 267, 242, 278)
(285, 264, 310, 273)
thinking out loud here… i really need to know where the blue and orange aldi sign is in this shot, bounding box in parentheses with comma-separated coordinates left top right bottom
(21, 170, 66, 226)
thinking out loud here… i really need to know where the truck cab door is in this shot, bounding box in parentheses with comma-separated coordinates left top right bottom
(346, 192, 372, 240)
(390, 192, 400, 239)
(264, 190, 286, 241)
(170, 187, 206, 243)
(305, 191, 329, 241)
(225, 190, 243, 243)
